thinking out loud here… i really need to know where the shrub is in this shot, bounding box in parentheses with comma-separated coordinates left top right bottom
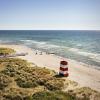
(15, 73, 38, 88)
(45, 78, 65, 91)
(32, 91, 76, 100)
(3, 88, 31, 100)
(68, 87, 100, 100)
(1, 64, 17, 77)
(0, 73, 12, 90)
(1, 58, 30, 77)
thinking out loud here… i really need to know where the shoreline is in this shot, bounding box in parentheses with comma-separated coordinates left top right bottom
(0, 44, 100, 92)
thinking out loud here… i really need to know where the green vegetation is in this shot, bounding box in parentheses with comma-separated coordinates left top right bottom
(1, 88, 32, 100)
(32, 91, 76, 100)
(0, 73, 12, 90)
(68, 87, 100, 100)
(1, 58, 64, 90)
(0, 48, 15, 55)
(0, 49, 100, 100)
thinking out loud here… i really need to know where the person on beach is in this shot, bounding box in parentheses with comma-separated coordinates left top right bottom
(35, 51, 37, 55)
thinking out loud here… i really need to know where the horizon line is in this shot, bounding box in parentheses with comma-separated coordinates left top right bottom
(0, 29, 100, 31)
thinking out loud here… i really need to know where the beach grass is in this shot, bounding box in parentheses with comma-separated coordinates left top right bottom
(0, 57, 100, 100)
(0, 48, 15, 56)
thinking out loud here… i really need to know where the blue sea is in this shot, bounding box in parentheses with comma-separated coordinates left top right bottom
(0, 30, 100, 69)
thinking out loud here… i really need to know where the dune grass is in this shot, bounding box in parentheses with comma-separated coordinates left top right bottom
(32, 91, 76, 100)
(0, 58, 67, 99)
(68, 87, 100, 100)
(0, 48, 15, 56)
(1, 58, 64, 90)
(0, 73, 12, 90)
(0, 48, 100, 100)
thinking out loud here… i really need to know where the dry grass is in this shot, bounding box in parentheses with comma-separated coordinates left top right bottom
(68, 87, 100, 100)
(1, 88, 32, 100)
(0, 56, 100, 100)
(0, 58, 68, 100)
(0, 48, 15, 55)
(32, 91, 76, 100)
(0, 73, 12, 90)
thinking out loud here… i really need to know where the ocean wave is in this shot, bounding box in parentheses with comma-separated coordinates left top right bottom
(20, 40, 60, 49)
(76, 43, 83, 47)
(0, 40, 12, 43)
(20, 40, 46, 44)
(69, 47, 97, 56)
(38, 44, 60, 49)
(68, 47, 100, 62)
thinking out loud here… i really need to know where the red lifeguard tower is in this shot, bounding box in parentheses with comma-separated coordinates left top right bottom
(59, 60, 69, 77)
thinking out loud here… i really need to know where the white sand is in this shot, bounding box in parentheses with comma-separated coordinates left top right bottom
(0, 44, 100, 92)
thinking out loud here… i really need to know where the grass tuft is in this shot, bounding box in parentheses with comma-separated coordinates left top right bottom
(0, 48, 15, 56)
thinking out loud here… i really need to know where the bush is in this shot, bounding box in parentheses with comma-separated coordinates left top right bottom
(45, 78, 64, 91)
(3, 88, 31, 100)
(68, 87, 100, 100)
(0, 73, 12, 90)
(2, 64, 17, 77)
(1, 58, 30, 77)
(32, 91, 76, 100)
(15, 73, 38, 88)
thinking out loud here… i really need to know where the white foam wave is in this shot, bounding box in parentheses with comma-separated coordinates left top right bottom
(69, 47, 100, 62)
(20, 40, 46, 45)
(0, 40, 12, 43)
(20, 40, 60, 49)
(38, 44, 60, 48)
(76, 43, 83, 47)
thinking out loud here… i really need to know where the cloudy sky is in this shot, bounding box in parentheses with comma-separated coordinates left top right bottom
(0, 0, 100, 30)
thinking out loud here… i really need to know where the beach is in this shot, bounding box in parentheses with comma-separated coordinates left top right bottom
(0, 44, 100, 92)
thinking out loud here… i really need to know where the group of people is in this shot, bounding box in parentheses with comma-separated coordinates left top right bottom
(35, 50, 55, 55)
(35, 51, 42, 55)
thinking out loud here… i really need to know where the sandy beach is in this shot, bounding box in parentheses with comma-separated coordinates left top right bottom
(0, 44, 100, 92)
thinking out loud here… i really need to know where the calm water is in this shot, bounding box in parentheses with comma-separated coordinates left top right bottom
(0, 30, 100, 69)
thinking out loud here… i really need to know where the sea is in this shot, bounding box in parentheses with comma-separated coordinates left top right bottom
(0, 30, 100, 69)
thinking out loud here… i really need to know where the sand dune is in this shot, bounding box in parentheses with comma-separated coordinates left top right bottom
(0, 44, 100, 92)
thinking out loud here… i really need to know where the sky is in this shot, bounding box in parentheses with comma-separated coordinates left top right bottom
(0, 0, 100, 30)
